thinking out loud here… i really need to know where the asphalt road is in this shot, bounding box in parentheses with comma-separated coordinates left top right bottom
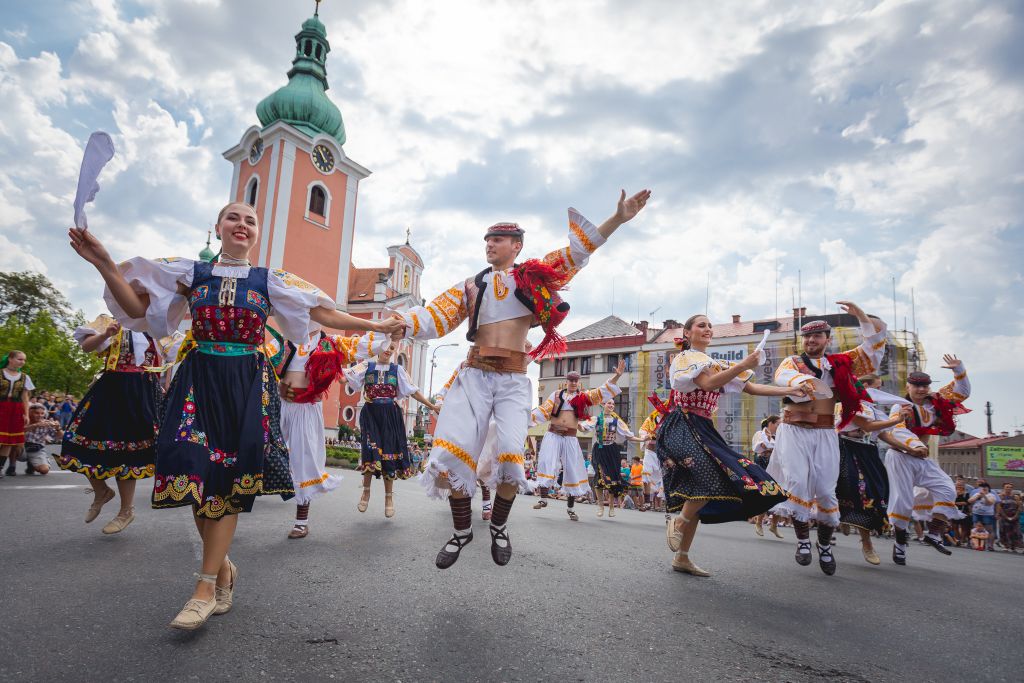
(1, 460, 1021, 682)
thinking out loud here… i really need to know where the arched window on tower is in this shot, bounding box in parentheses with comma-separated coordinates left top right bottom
(245, 177, 259, 207)
(309, 186, 326, 217)
(305, 182, 331, 226)
(303, 40, 312, 57)
(315, 44, 323, 60)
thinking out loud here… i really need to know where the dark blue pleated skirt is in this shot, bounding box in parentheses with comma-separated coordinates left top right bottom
(358, 401, 414, 480)
(152, 351, 293, 518)
(837, 436, 889, 532)
(592, 443, 624, 494)
(58, 371, 160, 480)
(657, 408, 787, 523)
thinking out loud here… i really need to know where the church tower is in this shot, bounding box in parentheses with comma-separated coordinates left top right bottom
(222, 7, 366, 304)
(221, 6, 428, 435)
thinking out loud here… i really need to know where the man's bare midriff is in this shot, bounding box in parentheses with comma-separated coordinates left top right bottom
(280, 369, 309, 390)
(549, 409, 583, 432)
(785, 397, 837, 416)
(472, 316, 533, 352)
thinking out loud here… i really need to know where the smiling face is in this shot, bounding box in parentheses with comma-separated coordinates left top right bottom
(484, 235, 522, 269)
(5, 351, 25, 370)
(906, 382, 931, 403)
(801, 331, 829, 358)
(377, 343, 395, 363)
(28, 405, 45, 423)
(216, 202, 259, 259)
(684, 316, 713, 349)
(603, 399, 615, 414)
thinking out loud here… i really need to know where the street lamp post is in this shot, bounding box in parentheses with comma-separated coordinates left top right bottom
(428, 343, 459, 398)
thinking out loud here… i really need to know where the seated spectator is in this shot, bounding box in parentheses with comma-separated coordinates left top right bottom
(969, 521, 990, 551)
(22, 403, 60, 475)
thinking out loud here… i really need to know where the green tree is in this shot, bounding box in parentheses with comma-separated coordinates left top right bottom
(0, 271, 75, 329)
(0, 312, 101, 396)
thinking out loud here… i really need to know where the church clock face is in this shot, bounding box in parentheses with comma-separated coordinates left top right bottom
(248, 138, 264, 164)
(312, 144, 335, 173)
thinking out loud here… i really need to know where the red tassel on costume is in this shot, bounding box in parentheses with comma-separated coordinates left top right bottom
(514, 257, 572, 361)
(910, 394, 970, 437)
(290, 340, 346, 404)
(827, 353, 870, 430)
(568, 392, 593, 420)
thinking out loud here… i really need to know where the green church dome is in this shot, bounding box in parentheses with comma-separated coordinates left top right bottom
(199, 230, 216, 262)
(256, 10, 346, 146)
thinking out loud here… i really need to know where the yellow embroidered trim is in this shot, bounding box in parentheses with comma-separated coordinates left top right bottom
(847, 347, 873, 376)
(953, 372, 966, 380)
(493, 273, 510, 300)
(536, 472, 556, 480)
(412, 313, 421, 337)
(787, 493, 815, 508)
(427, 306, 445, 337)
(818, 505, 839, 514)
(934, 501, 956, 508)
(434, 438, 476, 470)
(563, 245, 576, 269)
(497, 453, 524, 465)
(299, 472, 331, 488)
(913, 504, 933, 510)
(872, 339, 886, 350)
(563, 478, 589, 487)
(569, 221, 596, 253)
(889, 512, 912, 522)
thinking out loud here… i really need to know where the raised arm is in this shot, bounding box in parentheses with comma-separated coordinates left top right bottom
(530, 391, 559, 427)
(541, 191, 650, 283)
(69, 228, 151, 319)
(312, 309, 404, 336)
(835, 301, 887, 375)
(936, 355, 970, 403)
(691, 351, 758, 393)
(397, 282, 469, 342)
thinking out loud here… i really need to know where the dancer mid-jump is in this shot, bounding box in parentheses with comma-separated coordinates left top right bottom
(377, 189, 650, 569)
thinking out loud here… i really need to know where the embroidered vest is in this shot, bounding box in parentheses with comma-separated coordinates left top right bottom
(102, 330, 158, 373)
(670, 388, 719, 418)
(0, 372, 27, 402)
(363, 362, 399, 402)
(188, 261, 270, 345)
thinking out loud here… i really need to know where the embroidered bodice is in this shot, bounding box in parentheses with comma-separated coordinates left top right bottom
(188, 261, 269, 345)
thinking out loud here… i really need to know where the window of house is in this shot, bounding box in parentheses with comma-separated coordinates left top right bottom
(606, 354, 619, 372)
(554, 358, 565, 376)
(309, 185, 326, 217)
(567, 357, 577, 373)
(579, 356, 591, 375)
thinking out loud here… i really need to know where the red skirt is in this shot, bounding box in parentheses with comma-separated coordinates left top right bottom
(0, 401, 26, 446)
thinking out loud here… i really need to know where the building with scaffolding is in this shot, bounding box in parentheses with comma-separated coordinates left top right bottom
(533, 308, 927, 456)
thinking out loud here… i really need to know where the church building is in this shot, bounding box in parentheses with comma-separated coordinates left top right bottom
(217, 7, 428, 436)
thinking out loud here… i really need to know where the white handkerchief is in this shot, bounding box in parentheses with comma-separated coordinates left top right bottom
(73, 132, 115, 229)
(867, 388, 912, 406)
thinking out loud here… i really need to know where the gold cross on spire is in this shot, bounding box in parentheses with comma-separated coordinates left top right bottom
(405, 227, 411, 245)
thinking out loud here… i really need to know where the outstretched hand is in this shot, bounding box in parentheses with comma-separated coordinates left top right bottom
(68, 227, 114, 268)
(378, 314, 406, 337)
(614, 189, 651, 224)
(941, 354, 961, 369)
(836, 300, 866, 320)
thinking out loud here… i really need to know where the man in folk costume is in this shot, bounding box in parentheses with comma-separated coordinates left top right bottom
(879, 358, 969, 565)
(265, 325, 390, 538)
(530, 362, 625, 520)
(770, 302, 887, 575)
(379, 189, 650, 569)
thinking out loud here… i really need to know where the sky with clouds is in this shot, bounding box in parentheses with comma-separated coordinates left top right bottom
(1, 0, 1021, 435)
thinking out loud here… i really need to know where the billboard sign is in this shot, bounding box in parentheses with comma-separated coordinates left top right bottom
(986, 446, 1024, 478)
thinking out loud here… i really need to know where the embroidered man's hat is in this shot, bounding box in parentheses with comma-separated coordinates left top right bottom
(800, 320, 831, 336)
(484, 222, 525, 238)
(566, 371, 581, 381)
(907, 371, 932, 386)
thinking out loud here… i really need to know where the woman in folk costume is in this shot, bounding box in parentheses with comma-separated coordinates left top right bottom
(638, 405, 666, 516)
(266, 324, 389, 539)
(659, 314, 802, 577)
(834, 396, 909, 565)
(0, 350, 33, 477)
(57, 315, 163, 534)
(878, 356, 970, 566)
(345, 341, 439, 518)
(68, 202, 402, 630)
(584, 398, 642, 518)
